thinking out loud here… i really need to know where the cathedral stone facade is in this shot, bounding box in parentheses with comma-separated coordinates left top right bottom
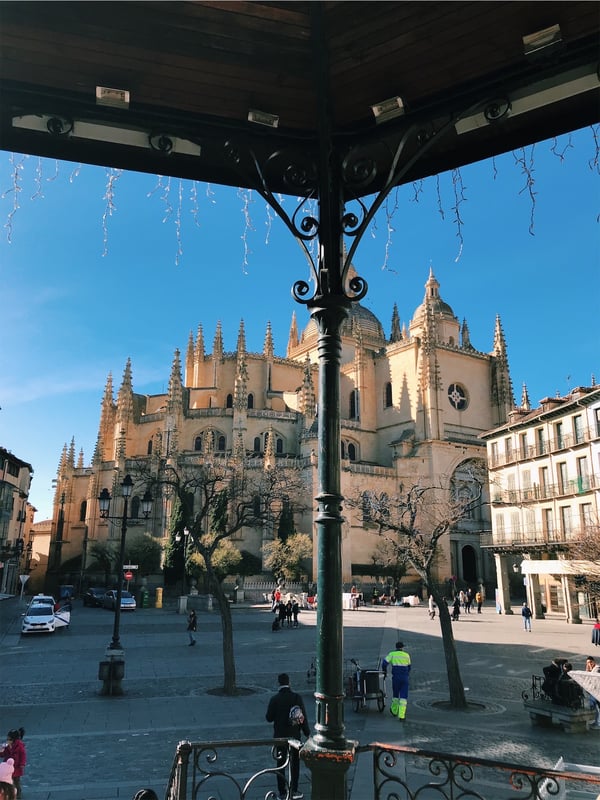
(48, 268, 514, 593)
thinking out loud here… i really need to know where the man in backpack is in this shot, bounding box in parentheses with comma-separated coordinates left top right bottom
(265, 672, 310, 800)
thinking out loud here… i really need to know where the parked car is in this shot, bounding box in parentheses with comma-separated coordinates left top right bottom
(22, 603, 56, 634)
(103, 590, 136, 611)
(83, 587, 106, 607)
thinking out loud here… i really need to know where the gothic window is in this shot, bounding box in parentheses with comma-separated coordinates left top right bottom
(130, 495, 140, 519)
(253, 437, 261, 452)
(217, 435, 226, 451)
(347, 443, 357, 461)
(276, 437, 283, 454)
(247, 393, 254, 409)
(194, 436, 203, 452)
(147, 439, 153, 455)
(447, 383, 468, 410)
(226, 393, 233, 408)
(384, 382, 393, 408)
(79, 500, 87, 522)
(349, 389, 359, 419)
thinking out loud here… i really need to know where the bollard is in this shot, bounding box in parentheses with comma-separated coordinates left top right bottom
(178, 595, 188, 614)
(155, 587, 163, 609)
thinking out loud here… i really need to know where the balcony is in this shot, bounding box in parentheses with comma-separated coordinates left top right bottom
(480, 525, 592, 550)
(160, 739, 600, 800)
(492, 474, 599, 505)
(489, 426, 595, 468)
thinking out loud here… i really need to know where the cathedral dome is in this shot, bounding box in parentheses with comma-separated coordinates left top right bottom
(301, 301, 386, 347)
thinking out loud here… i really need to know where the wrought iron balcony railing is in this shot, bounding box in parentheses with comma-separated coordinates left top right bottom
(157, 738, 600, 800)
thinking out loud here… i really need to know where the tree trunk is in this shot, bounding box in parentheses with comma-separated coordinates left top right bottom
(431, 584, 467, 709)
(211, 577, 237, 695)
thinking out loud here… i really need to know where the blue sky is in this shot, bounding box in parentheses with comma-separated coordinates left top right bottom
(1, 127, 598, 521)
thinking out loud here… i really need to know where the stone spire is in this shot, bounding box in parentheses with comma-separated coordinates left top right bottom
(67, 437, 76, 469)
(287, 311, 299, 357)
(167, 349, 184, 414)
(299, 354, 316, 419)
(490, 314, 515, 421)
(56, 443, 68, 487)
(233, 428, 245, 461)
(236, 318, 246, 354)
(77, 448, 84, 469)
(116, 359, 134, 428)
(461, 318, 473, 350)
(234, 320, 249, 410)
(185, 331, 194, 386)
(390, 303, 402, 343)
(520, 383, 531, 412)
(195, 324, 205, 361)
(213, 321, 223, 360)
(97, 372, 115, 463)
(263, 321, 274, 359)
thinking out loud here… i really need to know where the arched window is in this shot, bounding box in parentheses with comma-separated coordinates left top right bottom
(276, 437, 283, 454)
(384, 382, 393, 408)
(349, 389, 359, 419)
(130, 495, 140, 519)
(226, 393, 233, 408)
(194, 436, 203, 452)
(217, 435, 226, 451)
(347, 443, 357, 461)
(79, 500, 87, 522)
(247, 393, 254, 409)
(147, 439, 153, 455)
(341, 441, 346, 459)
(253, 437, 261, 452)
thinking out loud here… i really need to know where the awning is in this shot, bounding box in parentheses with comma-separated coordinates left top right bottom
(518, 559, 600, 577)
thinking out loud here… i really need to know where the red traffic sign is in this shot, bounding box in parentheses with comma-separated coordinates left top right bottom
(124, 570, 134, 581)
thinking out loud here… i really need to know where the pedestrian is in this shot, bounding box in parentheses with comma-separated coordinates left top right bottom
(278, 600, 287, 629)
(382, 641, 411, 720)
(521, 602, 532, 632)
(584, 656, 600, 729)
(475, 590, 483, 613)
(0, 758, 15, 800)
(350, 584, 359, 610)
(265, 672, 310, 800)
(465, 588, 473, 614)
(285, 600, 293, 628)
(451, 596, 460, 621)
(0, 730, 25, 800)
(592, 619, 600, 647)
(187, 609, 197, 646)
(428, 595, 436, 620)
(292, 598, 300, 628)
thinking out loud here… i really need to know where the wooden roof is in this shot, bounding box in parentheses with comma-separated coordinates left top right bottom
(0, 1, 598, 195)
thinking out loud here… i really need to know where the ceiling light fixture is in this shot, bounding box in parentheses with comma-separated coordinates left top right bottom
(522, 24, 562, 57)
(371, 96, 405, 124)
(95, 86, 130, 109)
(247, 109, 280, 128)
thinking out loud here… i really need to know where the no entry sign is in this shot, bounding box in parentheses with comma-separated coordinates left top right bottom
(124, 570, 133, 581)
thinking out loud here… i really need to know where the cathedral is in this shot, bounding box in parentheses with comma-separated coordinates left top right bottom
(48, 268, 514, 593)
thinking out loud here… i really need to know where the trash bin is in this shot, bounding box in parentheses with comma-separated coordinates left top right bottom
(155, 587, 163, 609)
(141, 588, 149, 608)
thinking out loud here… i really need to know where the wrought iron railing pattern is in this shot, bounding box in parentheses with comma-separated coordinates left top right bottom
(158, 739, 600, 800)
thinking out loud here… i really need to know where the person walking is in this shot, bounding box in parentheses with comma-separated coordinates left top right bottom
(0, 758, 15, 800)
(265, 673, 310, 800)
(428, 595, 436, 620)
(187, 609, 197, 646)
(475, 590, 483, 613)
(521, 602, 532, 632)
(0, 729, 25, 799)
(451, 596, 461, 622)
(382, 641, 411, 720)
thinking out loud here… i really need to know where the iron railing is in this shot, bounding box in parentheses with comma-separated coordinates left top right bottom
(156, 738, 600, 800)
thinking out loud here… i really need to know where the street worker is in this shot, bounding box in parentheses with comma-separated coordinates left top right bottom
(382, 641, 411, 720)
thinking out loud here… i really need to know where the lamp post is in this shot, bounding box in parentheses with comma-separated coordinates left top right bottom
(98, 475, 153, 695)
(175, 527, 190, 596)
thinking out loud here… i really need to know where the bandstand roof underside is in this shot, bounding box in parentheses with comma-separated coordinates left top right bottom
(0, 1, 598, 195)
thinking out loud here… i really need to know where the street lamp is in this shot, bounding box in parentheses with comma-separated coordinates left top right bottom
(97, 475, 153, 695)
(175, 527, 190, 595)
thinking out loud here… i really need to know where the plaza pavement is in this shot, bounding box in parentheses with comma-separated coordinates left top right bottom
(0, 594, 599, 800)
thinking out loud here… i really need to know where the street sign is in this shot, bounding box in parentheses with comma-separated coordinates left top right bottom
(124, 570, 134, 581)
(123, 565, 138, 570)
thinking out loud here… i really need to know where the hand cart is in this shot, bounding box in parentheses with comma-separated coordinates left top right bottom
(349, 658, 386, 712)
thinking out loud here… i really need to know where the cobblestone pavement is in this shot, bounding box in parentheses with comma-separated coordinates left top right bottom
(1, 596, 598, 799)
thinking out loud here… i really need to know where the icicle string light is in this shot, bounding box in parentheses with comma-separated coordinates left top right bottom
(491, 156, 498, 181)
(31, 156, 44, 201)
(174, 178, 183, 267)
(451, 167, 466, 262)
(102, 167, 123, 257)
(550, 134, 573, 162)
(410, 180, 424, 203)
(1, 152, 25, 243)
(190, 181, 201, 229)
(238, 187, 254, 274)
(435, 174, 445, 220)
(513, 145, 537, 236)
(588, 125, 600, 175)
(160, 176, 173, 224)
(69, 163, 82, 183)
(382, 188, 399, 271)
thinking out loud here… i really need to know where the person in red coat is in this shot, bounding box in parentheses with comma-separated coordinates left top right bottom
(0, 730, 25, 799)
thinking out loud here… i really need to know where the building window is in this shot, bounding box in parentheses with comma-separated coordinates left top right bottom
(536, 428, 546, 456)
(247, 393, 254, 410)
(130, 495, 140, 519)
(510, 512, 520, 536)
(519, 433, 528, 459)
(554, 421, 564, 449)
(525, 509, 535, 536)
(384, 382, 393, 408)
(557, 462, 568, 494)
(560, 506, 572, 536)
(522, 470, 532, 499)
(539, 466, 549, 498)
(595, 408, 600, 437)
(349, 389, 359, 420)
(147, 439, 153, 455)
(448, 383, 468, 410)
(226, 393, 233, 408)
(573, 414, 584, 444)
(543, 508, 554, 537)
(505, 437, 513, 462)
(253, 437, 260, 452)
(217, 435, 226, 451)
(576, 456, 589, 491)
(496, 514, 505, 538)
(490, 442, 498, 466)
(79, 500, 87, 522)
(580, 503, 593, 529)
(194, 436, 202, 452)
(507, 474, 516, 503)
(347, 443, 357, 462)
(276, 437, 283, 454)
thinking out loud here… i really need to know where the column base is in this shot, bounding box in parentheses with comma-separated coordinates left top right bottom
(99, 647, 125, 696)
(301, 736, 357, 800)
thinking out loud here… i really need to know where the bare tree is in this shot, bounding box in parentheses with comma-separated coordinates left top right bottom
(355, 479, 482, 709)
(565, 523, 600, 615)
(144, 459, 308, 695)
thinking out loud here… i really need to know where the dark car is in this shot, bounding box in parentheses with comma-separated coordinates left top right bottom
(83, 588, 106, 607)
